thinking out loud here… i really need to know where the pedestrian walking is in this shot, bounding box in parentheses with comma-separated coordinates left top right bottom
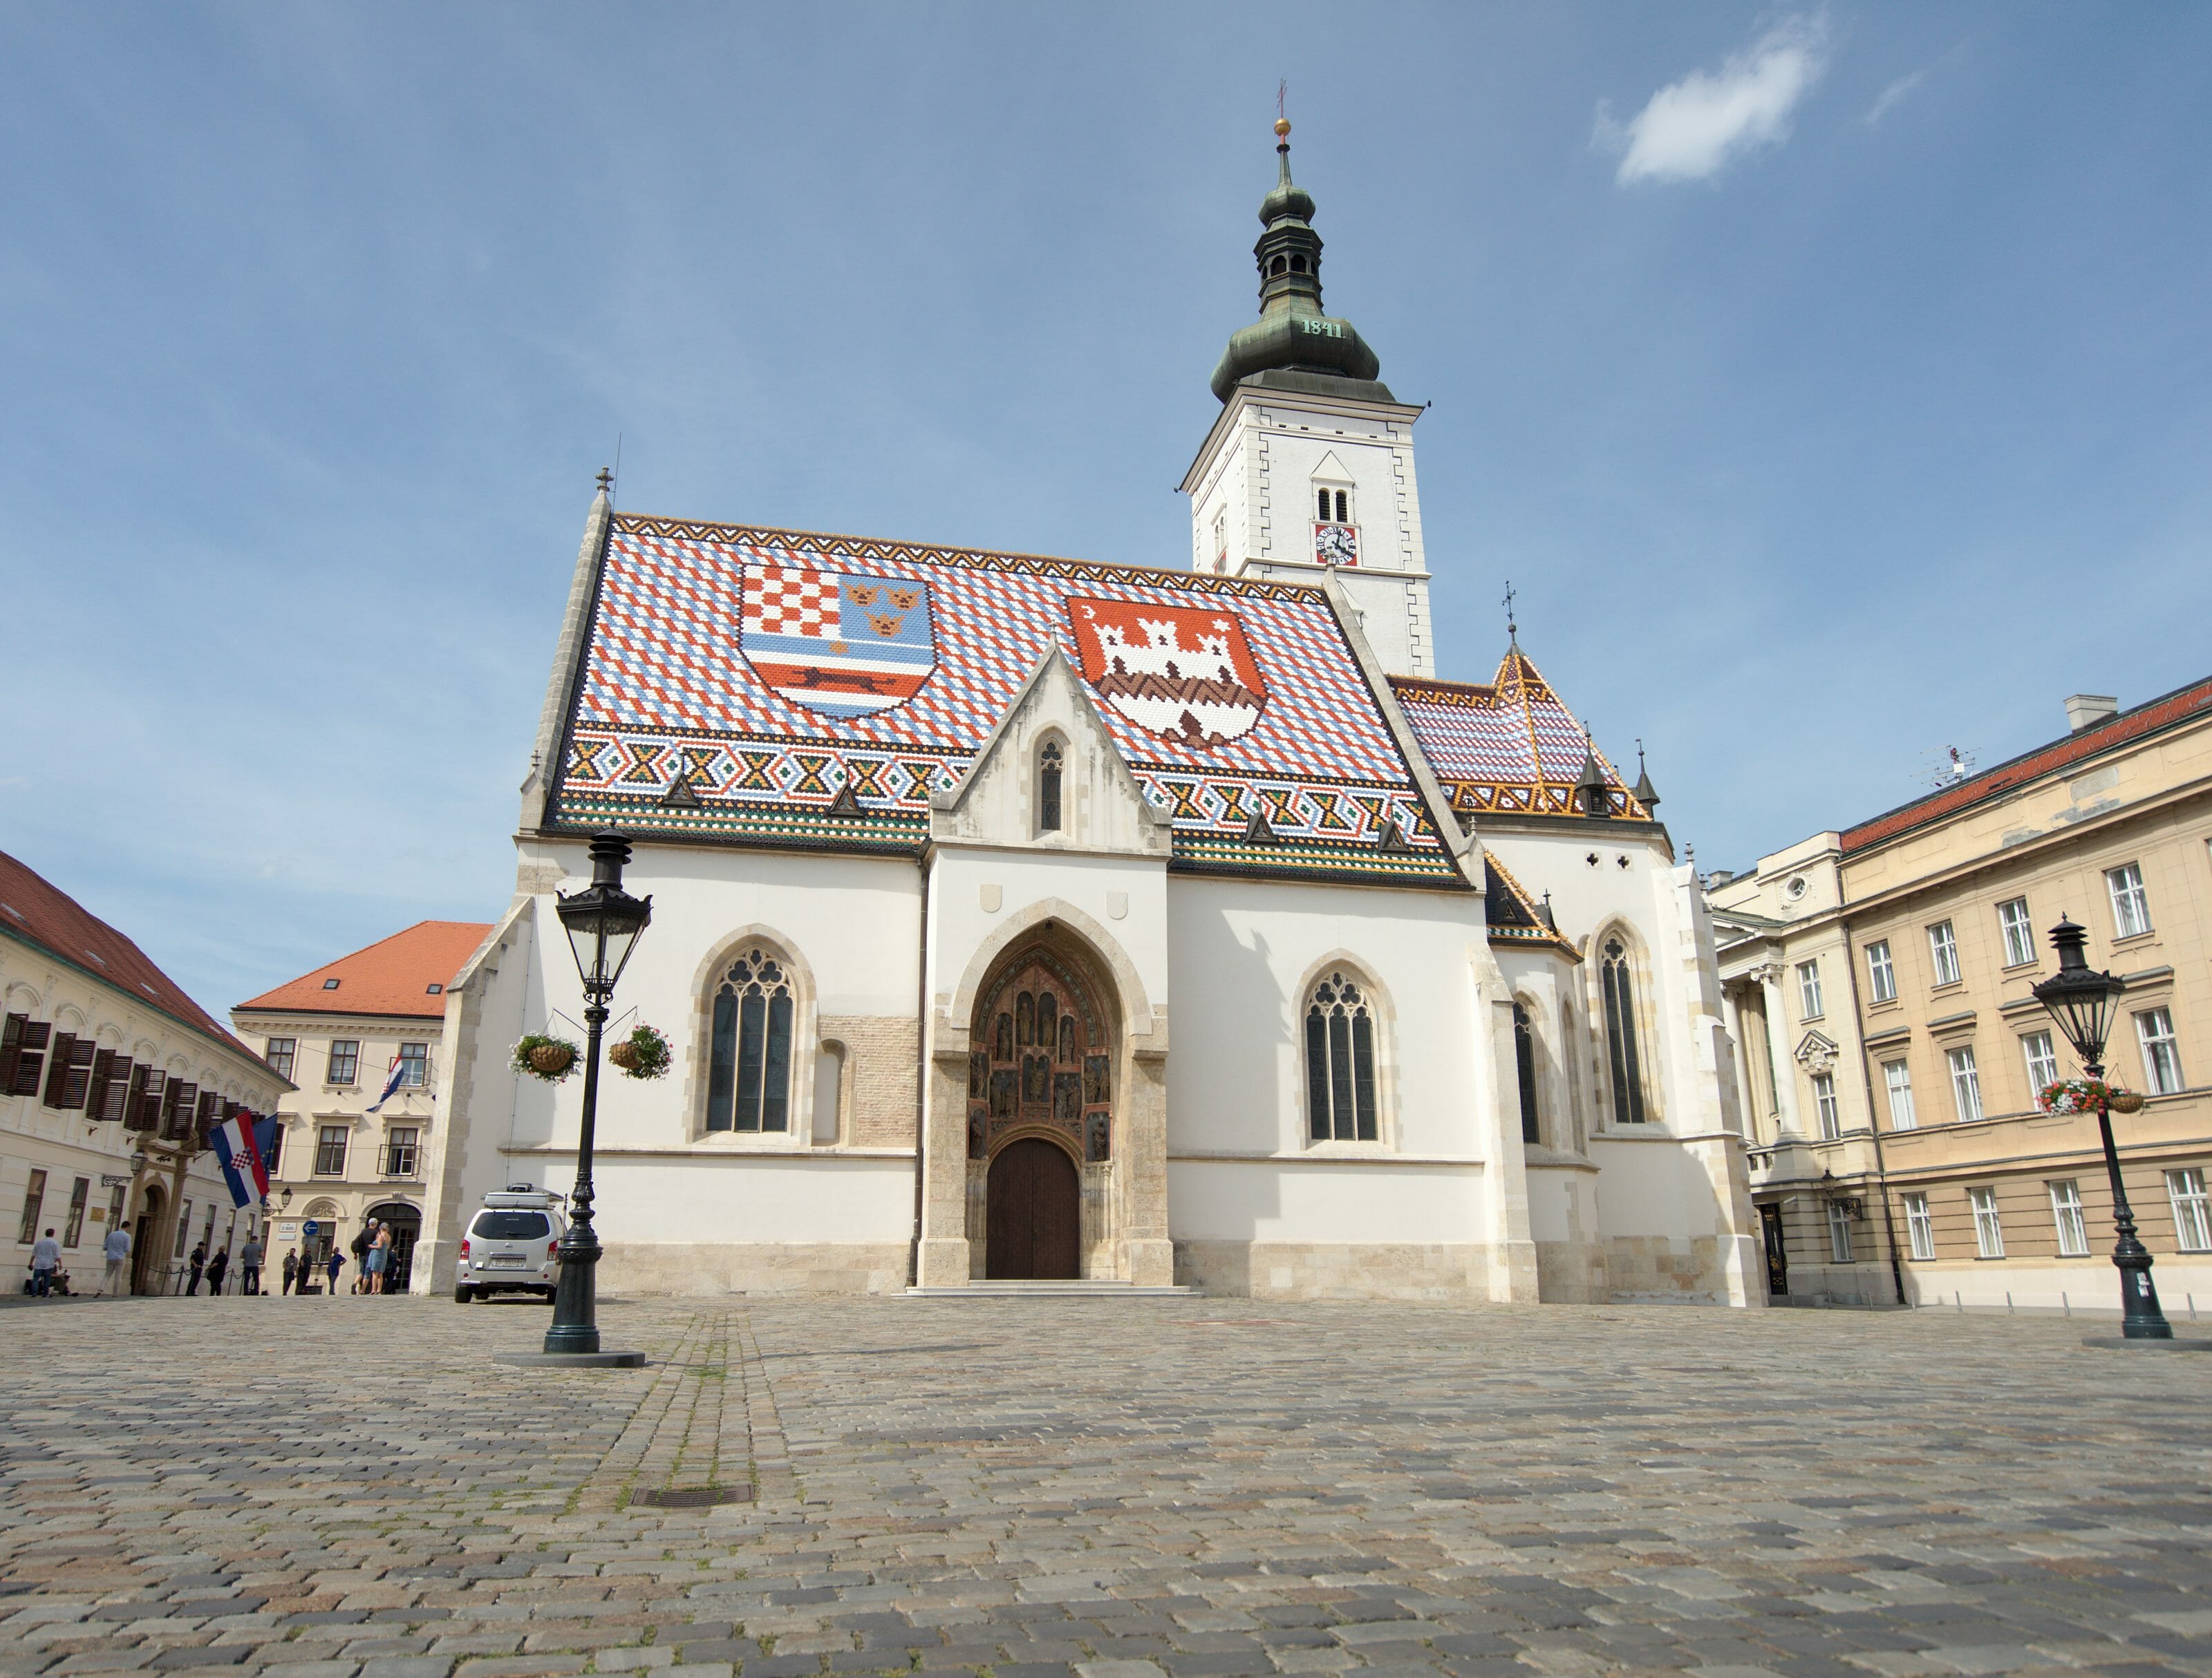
(281, 1248, 298, 1294)
(28, 1227, 62, 1297)
(348, 1225, 371, 1294)
(239, 1234, 263, 1297)
(204, 1245, 229, 1296)
(324, 1247, 344, 1296)
(186, 1241, 207, 1296)
(102, 1223, 131, 1297)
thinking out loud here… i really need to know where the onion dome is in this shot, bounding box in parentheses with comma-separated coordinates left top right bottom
(1209, 120, 1384, 402)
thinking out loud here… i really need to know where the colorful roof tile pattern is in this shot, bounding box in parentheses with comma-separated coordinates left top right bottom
(548, 516, 1463, 886)
(1389, 648, 1649, 824)
(1839, 675, 2212, 856)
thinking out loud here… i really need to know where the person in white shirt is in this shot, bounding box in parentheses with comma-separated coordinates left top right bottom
(29, 1227, 62, 1298)
(102, 1223, 131, 1297)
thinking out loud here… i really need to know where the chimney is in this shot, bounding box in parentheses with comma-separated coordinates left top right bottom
(2064, 693, 2119, 733)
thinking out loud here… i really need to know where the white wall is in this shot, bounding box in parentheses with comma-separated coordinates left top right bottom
(1168, 1159, 1487, 1244)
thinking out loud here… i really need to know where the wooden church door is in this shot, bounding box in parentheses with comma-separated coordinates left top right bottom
(985, 1138, 1080, 1280)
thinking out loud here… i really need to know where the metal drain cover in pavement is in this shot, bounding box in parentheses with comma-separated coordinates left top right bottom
(630, 1486, 754, 1508)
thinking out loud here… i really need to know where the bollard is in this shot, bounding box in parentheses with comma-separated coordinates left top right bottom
(2063, 1292, 2070, 1319)
(2006, 1292, 2014, 1314)
(1956, 1291, 1965, 1313)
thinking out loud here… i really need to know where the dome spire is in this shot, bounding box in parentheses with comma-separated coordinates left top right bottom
(1208, 110, 1385, 403)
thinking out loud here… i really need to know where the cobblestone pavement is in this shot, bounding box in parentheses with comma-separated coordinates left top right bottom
(4, 1297, 2211, 1678)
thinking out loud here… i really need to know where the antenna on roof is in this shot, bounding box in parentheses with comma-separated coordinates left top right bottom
(1502, 579, 1519, 646)
(612, 432, 623, 502)
(1920, 744, 1978, 791)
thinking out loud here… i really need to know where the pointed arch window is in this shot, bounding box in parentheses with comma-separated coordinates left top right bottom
(706, 948, 794, 1132)
(1304, 971, 1378, 1142)
(1512, 1001, 1541, 1145)
(1038, 739, 1063, 833)
(1600, 939, 1648, 1125)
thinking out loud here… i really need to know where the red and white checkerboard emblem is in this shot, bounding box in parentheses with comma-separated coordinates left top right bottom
(742, 566, 841, 637)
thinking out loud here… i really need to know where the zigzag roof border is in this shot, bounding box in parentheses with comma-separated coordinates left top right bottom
(1482, 849, 1580, 958)
(610, 512, 1329, 603)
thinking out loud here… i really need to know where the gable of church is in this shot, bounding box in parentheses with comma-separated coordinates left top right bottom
(549, 516, 1465, 887)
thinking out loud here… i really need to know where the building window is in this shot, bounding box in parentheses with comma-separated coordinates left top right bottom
(1315, 487, 1350, 523)
(314, 1125, 348, 1176)
(327, 1041, 359, 1086)
(1600, 939, 1648, 1125)
(1212, 509, 1227, 571)
(384, 1128, 419, 1177)
(1884, 1059, 1917, 1131)
(64, 1177, 89, 1247)
(2135, 1008, 2183, 1095)
(1866, 940, 1896, 1003)
(2022, 1031, 2059, 1100)
(1304, 971, 1379, 1142)
(1928, 921, 1961, 987)
(2106, 862, 2152, 939)
(1998, 898, 2036, 968)
(396, 1041, 429, 1087)
(1947, 1045, 1984, 1123)
(2049, 1180, 2090, 1257)
(264, 1038, 296, 1082)
(1826, 1200, 1855, 1264)
(263, 1124, 283, 1173)
(1796, 959, 1824, 1020)
(104, 1183, 125, 1236)
(1512, 1001, 1541, 1146)
(1812, 1073, 1841, 1139)
(16, 1169, 46, 1245)
(1903, 1191, 1935, 1261)
(2168, 1168, 2211, 1253)
(1968, 1185, 2005, 1258)
(706, 946, 796, 1133)
(1038, 739, 1063, 833)
(3, 1015, 51, 1097)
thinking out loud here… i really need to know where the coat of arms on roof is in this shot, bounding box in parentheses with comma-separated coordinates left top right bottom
(1064, 597, 1267, 746)
(740, 561, 937, 719)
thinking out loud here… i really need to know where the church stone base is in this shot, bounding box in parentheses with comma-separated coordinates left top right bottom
(1602, 1234, 1738, 1304)
(600, 1242, 910, 1297)
(1172, 1240, 1497, 1301)
(1535, 1240, 1608, 1303)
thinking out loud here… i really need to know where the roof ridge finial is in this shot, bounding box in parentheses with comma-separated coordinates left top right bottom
(1275, 81, 1292, 180)
(595, 466, 612, 500)
(1503, 578, 1519, 649)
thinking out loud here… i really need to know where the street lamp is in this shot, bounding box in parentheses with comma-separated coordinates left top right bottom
(543, 831, 653, 1357)
(2031, 916, 2171, 1341)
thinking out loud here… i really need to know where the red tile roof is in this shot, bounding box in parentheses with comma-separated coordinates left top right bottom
(1841, 676, 2212, 856)
(0, 848, 260, 1061)
(235, 921, 494, 1019)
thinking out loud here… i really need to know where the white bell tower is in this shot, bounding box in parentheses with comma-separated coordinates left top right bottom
(1177, 120, 1435, 679)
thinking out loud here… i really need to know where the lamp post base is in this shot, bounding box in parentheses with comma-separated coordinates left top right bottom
(494, 1350, 647, 1368)
(2081, 1335, 2212, 1352)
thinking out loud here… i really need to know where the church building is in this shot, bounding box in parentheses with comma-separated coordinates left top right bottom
(416, 124, 1761, 1304)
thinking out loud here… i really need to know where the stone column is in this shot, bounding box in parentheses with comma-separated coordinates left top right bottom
(1117, 1035, 1174, 1286)
(916, 1041, 973, 1287)
(1753, 963, 1804, 1139)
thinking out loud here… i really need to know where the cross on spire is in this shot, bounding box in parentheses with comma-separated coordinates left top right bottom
(1502, 579, 1519, 645)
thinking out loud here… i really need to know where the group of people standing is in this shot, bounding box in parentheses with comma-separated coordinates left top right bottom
(274, 1218, 401, 1295)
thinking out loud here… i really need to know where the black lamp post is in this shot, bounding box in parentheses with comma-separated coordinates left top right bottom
(544, 831, 653, 1356)
(2031, 916, 2171, 1341)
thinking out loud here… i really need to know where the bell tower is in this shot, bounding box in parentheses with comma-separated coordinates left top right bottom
(1179, 118, 1435, 677)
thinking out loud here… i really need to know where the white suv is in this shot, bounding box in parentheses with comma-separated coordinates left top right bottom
(454, 1186, 567, 1303)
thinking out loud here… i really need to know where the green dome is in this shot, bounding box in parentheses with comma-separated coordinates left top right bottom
(1208, 126, 1382, 404)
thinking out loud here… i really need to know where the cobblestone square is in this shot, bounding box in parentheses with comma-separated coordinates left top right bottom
(4, 1297, 2209, 1678)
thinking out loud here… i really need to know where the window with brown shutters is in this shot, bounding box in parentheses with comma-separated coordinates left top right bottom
(194, 1089, 218, 1146)
(162, 1080, 196, 1140)
(104, 1058, 139, 1125)
(133, 1068, 166, 1132)
(0, 1013, 24, 1091)
(10, 1019, 52, 1097)
(84, 1049, 117, 1119)
(42, 1034, 84, 1108)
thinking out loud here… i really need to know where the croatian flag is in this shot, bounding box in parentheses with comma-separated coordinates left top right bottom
(366, 1055, 408, 1113)
(209, 1114, 270, 1210)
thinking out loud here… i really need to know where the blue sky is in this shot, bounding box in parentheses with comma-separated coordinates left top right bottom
(3, 4, 2208, 1019)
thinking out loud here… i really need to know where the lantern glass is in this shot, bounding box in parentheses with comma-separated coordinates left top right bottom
(2030, 916, 2124, 1070)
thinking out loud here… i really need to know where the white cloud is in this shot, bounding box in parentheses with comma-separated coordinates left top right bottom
(1603, 16, 1830, 186)
(1866, 70, 1924, 126)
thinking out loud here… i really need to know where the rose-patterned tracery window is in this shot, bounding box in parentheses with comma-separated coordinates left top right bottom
(706, 947, 794, 1133)
(1305, 971, 1378, 1142)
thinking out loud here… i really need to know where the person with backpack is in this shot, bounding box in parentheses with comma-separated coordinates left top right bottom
(204, 1245, 229, 1297)
(348, 1225, 372, 1294)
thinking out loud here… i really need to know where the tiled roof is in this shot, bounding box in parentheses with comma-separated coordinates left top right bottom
(546, 515, 1465, 886)
(0, 848, 260, 1060)
(1389, 648, 1648, 823)
(1483, 852, 1577, 957)
(1840, 675, 2212, 856)
(235, 921, 493, 1019)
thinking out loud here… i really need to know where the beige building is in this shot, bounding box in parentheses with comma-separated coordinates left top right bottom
(232, 921, 487, 1291)
(1710, 681, 2212, 1317)
(3, 849, 290, 1295)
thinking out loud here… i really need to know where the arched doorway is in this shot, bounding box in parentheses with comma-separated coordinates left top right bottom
(131, 1184, 165, 1297)
(366, 1202, 422, 1292)
(969, 939, 1114, 1279)
(986, 1138, 1080, 1279)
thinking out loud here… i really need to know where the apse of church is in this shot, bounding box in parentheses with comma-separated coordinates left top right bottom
(415, 122, 1761, 1307)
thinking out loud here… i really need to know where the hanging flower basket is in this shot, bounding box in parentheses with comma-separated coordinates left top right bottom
(610, 1023, 673, 1081)
(514, 1034, 580, 1083)
(2038, 1077, 2137, 1116)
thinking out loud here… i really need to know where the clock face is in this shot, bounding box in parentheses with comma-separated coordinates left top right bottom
(1314, 522, 1359, 566)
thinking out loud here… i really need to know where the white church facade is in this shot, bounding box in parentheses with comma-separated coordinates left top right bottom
(416, 126, 1761, 1305)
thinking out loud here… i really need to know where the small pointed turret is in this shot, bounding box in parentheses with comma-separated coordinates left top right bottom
(1632, 739, 1661, 812)
(1209, 117, 1385, 402)
(1575, 730, 1611, 819)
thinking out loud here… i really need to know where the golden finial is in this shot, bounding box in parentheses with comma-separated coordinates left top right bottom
(1275, 117, 1291, 140)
